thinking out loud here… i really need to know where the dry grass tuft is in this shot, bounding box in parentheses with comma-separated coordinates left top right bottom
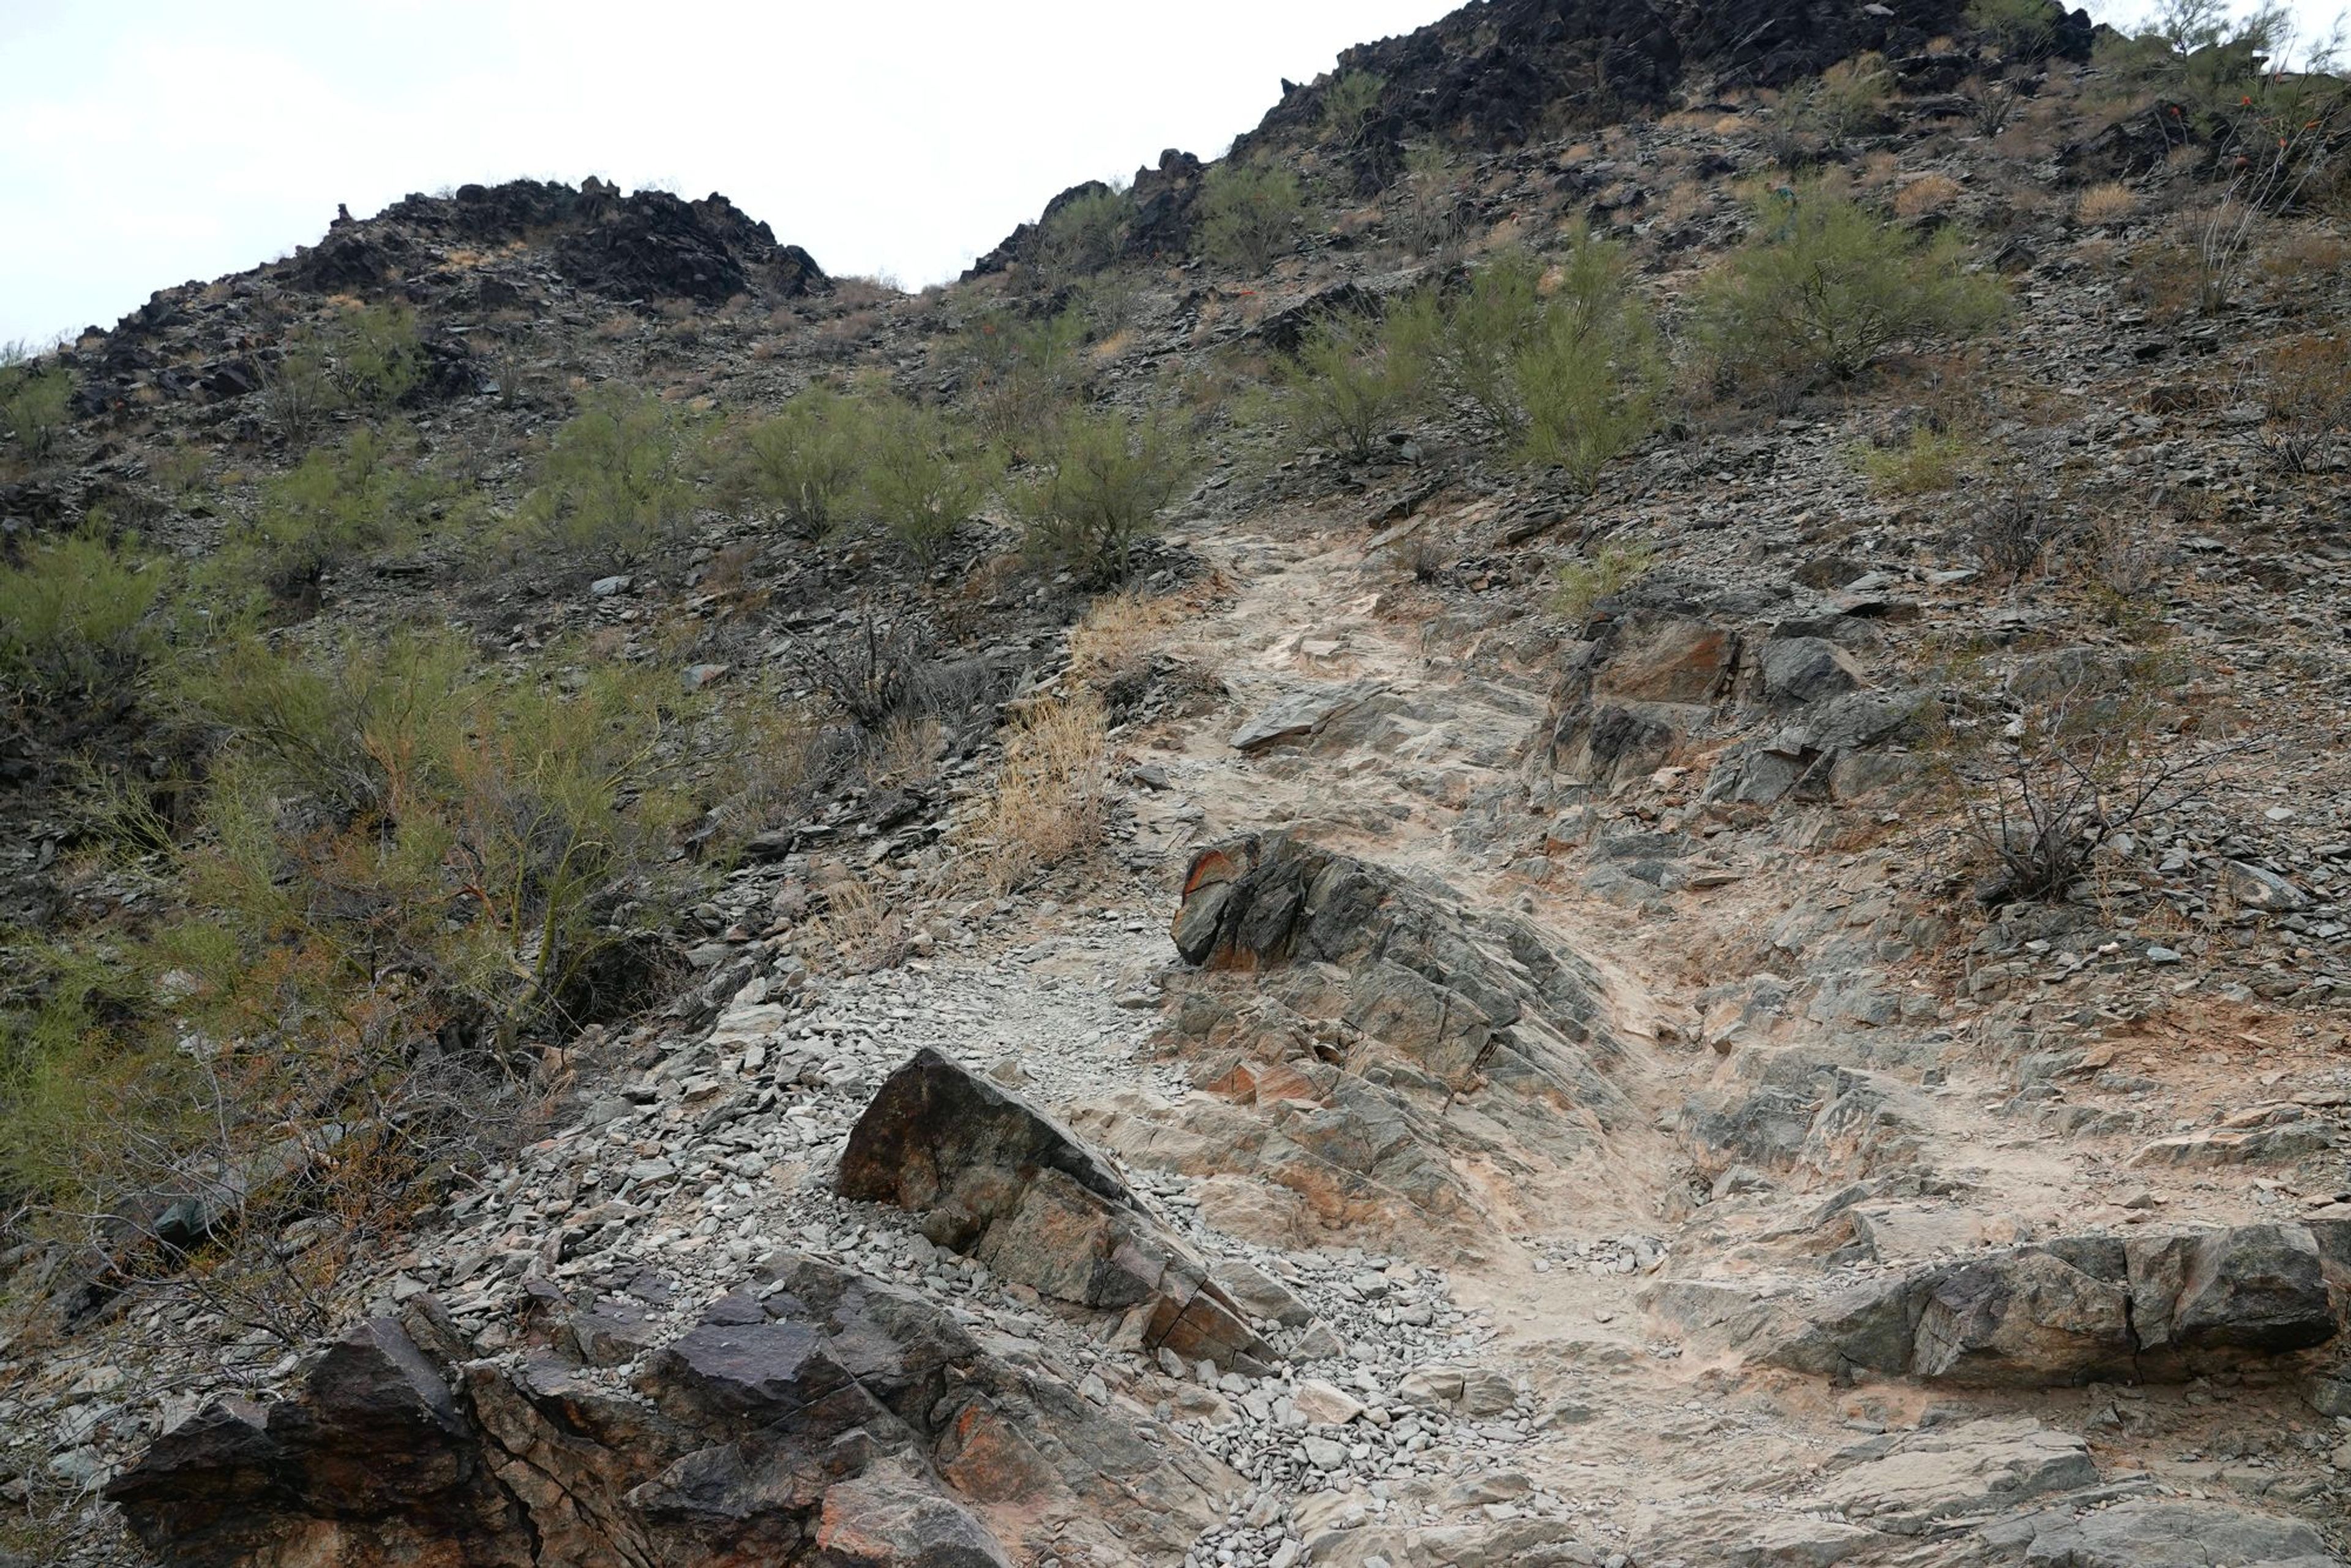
(808, 873, 904, 970)
(959, 692, 1109, 892)
(830, 276, 904, 308)
(1894, 173, 1962, 216)
(2257, 228, 2350, 294)
(877, 715, 947, 782)
(1068, 587, 1185, 694)
(2075, 182, 2136, 225)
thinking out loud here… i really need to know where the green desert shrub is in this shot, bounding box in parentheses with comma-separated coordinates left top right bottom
(1322, 69, 1387, 147)
(0, 525, 167, 699)
(1284, 310, 1427, 463)
(515, 392, 699, 565)
(952, 305, 1089, 449)
(233, 424, 449, 595)
(1966, 0, 2065, 59)
(722, 385, 866, 538)
(1520, 233, 1661, 487)
(857, 399, 993, 564)
(0, 629, 738, 1295)
(170, 629, 719, 1049)
(1693, 187, 2006, 397)
(1854, 424, 1973, 494)
(1397, 231, 1662, 487)
(256, 301, 426, 441)
(332, 301, 426, 411)
(1019, 408, 1191, 579)
(1395, 141, 1461, 255)
(1199, 162, 1308, 272)
(258, 329, 342, 446)
(1393, 250, 1544, 438)
(1040, 186, 1130, 278)
(0, 362, 72, 466)
(2095, 0, 2295, 108)
(1514, 315, 1662, 490)
(1550, 539, 1658, 620)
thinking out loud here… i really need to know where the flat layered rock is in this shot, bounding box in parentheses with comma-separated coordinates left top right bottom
(1228, 680, 1386, 751)
(2017, 1498, 2342, 1567)
(1807, 1418, 2098, 1536)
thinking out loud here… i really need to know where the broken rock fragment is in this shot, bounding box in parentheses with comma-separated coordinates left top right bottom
(838, 1046, 1270, 1369)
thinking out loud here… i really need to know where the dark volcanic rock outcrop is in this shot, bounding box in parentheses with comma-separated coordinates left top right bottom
(283, 177, 827, 304)
(966, 149, 1207, 278)
(108, 1257, 1234, 1568)
(1242, 0, 2007, 157)
(554, 182, 826, 304)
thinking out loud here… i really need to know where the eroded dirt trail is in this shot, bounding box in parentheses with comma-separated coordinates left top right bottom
(1053, 506, 2351, 1566)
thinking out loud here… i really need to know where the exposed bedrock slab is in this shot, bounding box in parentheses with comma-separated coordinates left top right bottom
(1648, 1223, 2341, 1387)
(1090, 833, 1649, 1251)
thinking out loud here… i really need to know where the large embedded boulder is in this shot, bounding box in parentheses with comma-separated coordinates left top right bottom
(838, 1048, 1270, 1369)
(1542, 610, 1740, 789)
(1103, 834, 1641, 1252)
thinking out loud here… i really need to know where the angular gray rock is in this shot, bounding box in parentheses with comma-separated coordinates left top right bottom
(2222, 858, 2313, 912)
(1760, 636, 1865, 706)
(838, 1047, 1270, 1368)
(1229, 680, 1385, 751)
(1210, 1256, 1314, 1327)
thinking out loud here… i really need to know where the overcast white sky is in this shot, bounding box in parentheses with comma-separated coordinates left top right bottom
(2, 0, 2336, 348)
(1, 0, 1453, 347)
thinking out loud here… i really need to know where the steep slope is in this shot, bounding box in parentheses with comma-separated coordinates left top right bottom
(5, 0, 2351, 1564)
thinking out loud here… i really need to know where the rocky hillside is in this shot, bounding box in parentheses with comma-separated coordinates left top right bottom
(6, 1, 2351, 1565)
